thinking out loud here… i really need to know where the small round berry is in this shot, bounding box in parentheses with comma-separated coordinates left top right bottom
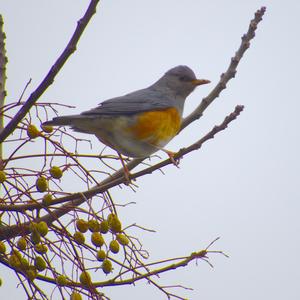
(88, 219, 100, 232)
(27, 124, 39, 139)
(76, 219, 89, 233)
(36, 176, 48, 192)
(100, 220, 109, 234)
(30, 231, 41, 245)
(116, 234, 129, 246)
(70, 292, 82, 300)
(91, 232, 104, 247)
(107, 214, 122, 233)
(17, 237, 27, 251)
(56, 275, 68, 286)
(25, 267, 37, 281)
(109, 240, 120, 254)
(34, 256, 46, 271)
(73, 231, 85, 245)
(96, 249, 106, 261)
(49, 166, 63, 179)
(102, 259, 112, 274)
(79, 271, 91, 286)
(34, 243, 48, 254)
(37, 221, 48, 237)
(0, 242, 6, 254)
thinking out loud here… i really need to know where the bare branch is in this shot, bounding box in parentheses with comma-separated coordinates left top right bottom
(0, 0, 100, 143)
(104, 6, 266, 177)
(0, 14, 8, 163)
(181, 6, 266, 131)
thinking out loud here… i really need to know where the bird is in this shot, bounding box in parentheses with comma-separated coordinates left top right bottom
(43, 65, 210, 180)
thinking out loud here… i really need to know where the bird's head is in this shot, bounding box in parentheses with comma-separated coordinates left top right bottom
(156, 65, 210, 98)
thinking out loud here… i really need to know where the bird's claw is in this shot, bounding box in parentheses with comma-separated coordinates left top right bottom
(164, 150, 180, 167)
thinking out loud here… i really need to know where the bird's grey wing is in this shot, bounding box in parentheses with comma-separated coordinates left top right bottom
(43, 88, 173, 127)
(81, 88, 173, 116)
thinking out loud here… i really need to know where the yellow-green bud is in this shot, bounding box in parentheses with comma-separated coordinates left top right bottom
(34, 256, 46, 271)
(109, 240, 120, 254)
(91, 232, 104, 247)
(56, 275, 68, 286)
(0, 242, 6, 254)
(79, 271, 91, 286)
(37, 221, 48, 237)
(88, 219, 100, 232)
(102, 259, 112, 274)
(0, 171, 6, 183)
(100, 220, 109, 234)
(36, 176, 48, 192)
(27, 124, 39, 139)
(96, 250, 106, 261)
(116, 234, 129, 246)
(9, 254, 21, 269)
(34, 243, 48, 254)
(30, 231, 41, 245)
(17, 237, 27, 251)
(20, 257, 29, 270)
(25, 266, 37, 281)
(76, 219, 88, 233)
(107, 214, 122, 233)
(73, 231, 85, 245)
(49, 166, 63, 179)
(70, 292, 82, 300)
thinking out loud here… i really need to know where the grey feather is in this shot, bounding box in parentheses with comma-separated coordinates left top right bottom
(82, 88, 173, 116)
(43, 65, 202, 126)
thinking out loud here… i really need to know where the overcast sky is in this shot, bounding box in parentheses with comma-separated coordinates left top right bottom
(1, 1, 300, 299)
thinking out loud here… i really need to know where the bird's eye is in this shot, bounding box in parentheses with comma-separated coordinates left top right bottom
(179, 75, 188, 81)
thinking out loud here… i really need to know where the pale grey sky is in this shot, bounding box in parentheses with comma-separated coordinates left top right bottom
(1, 1, 300, 299)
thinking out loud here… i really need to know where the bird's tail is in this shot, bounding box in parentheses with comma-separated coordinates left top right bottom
(42, 115, 81, 126)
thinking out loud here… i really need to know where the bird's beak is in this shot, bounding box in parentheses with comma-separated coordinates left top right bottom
(191, 79, 211, 86)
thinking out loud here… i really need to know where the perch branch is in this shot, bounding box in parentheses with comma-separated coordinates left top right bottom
(0, 105, 243, 240)
(104, 6, 266, 177)
(0, 7, 265, 240)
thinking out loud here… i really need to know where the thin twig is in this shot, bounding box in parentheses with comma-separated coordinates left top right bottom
(0, 0, 100, 143)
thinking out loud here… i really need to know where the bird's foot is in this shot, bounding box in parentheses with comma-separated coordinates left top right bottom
(163, 149, 180, 167)
(117, 152, 132, 184)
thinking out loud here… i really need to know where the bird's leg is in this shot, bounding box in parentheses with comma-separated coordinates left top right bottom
(162, 149, 180, 167)
(117, 152, 131, 183)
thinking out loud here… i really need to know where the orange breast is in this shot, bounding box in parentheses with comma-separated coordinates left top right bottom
(128, 107, 181, 147)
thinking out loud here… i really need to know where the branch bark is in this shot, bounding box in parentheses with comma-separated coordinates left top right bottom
(0, 15, 7, 164)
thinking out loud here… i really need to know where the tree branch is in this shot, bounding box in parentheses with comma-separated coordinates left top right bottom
(107, 6, 266, 176)
(0, 7, 265, 241)
(0, 0, 100, 143)
(181, 6, 266, 131)
(0, 105, 243, 240)
(0, 15, 7, 164)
